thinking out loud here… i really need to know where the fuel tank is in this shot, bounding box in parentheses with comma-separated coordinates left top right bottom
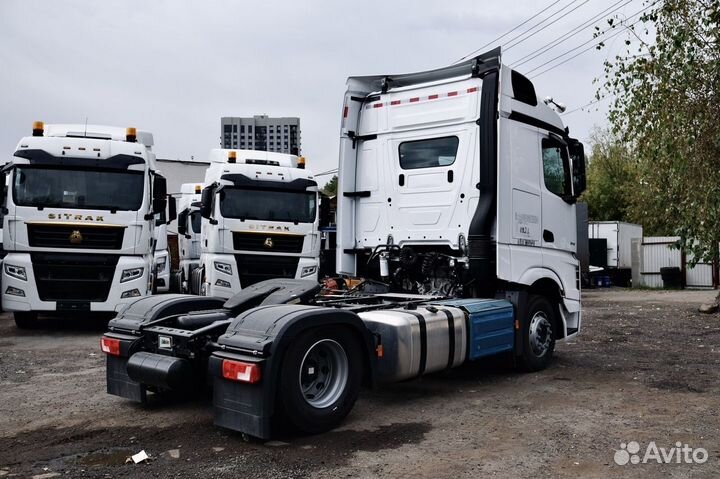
(358, 305, 467, 382)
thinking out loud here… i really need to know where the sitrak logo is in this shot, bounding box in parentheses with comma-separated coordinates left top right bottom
(614, 441, 708, 466)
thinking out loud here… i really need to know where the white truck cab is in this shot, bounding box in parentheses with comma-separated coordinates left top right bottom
(337, 47, 586, 343)
(193, 149, 320, 298)
(152, 197, 176, 293)
(2, 122, 167, 327)
(173, 182, 203, 293)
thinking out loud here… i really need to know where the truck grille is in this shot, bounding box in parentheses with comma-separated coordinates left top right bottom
(232, 232, 304, 253)
(27, 224, 125, 250)
(234, 254, 299, 287)
(31, 252, 119, 302)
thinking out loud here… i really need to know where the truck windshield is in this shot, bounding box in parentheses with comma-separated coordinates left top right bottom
(13, 166, 144, 211)
(220, 188, 317, 223)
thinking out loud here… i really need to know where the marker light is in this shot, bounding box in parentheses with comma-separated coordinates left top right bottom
(126, 127, 137, 142)
(228, 151, 237, 163)
(297, 156, 306, 169)
(195, 185, 202, 194)
(222, 359, 261, 383)
(32, 121, 44, 137)
(101, 337, 121, 356)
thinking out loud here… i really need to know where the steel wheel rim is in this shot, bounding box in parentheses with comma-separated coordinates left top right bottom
(299, 339, 349, 409)
(529, 311, 553, 357)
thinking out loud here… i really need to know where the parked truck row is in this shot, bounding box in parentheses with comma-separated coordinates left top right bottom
(99, 48, 588, 439)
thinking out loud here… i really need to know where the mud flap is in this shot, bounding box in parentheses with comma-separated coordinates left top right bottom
(209, 354, 273, 439)
(106, 355, 146, 403)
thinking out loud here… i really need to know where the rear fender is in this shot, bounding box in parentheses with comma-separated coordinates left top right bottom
(211, 305, 376, 438)
(108, 294, 227, 331)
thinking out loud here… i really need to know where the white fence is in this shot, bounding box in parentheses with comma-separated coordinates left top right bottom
(632, 236, 716, 289)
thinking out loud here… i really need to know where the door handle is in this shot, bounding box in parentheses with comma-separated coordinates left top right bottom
(399, 174, 405, 186)
(543, 230, 554, 243)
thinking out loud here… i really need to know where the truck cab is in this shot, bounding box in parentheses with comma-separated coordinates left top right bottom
(337, 47, 586, 341)
(194, 149, 320, 298)
(2, 122, 167, 327)
(173, 183, 203, 293)
(152, 197, 176, 293)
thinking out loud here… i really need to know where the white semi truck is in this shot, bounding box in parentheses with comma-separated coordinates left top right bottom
(172, 182, 203, 293)
(102, 48, 586, 439)
(3, 122, 167, 327)
(190, 149, 320, 298)
(152, 198, 176, 294)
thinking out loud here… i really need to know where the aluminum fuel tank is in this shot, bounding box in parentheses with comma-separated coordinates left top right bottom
(358, 305, 467, 383)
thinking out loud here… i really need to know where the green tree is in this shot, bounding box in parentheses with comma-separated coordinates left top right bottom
(581, 128, 635, 222)
(600, 0, 720, 262)
(322, 175, 338, 196)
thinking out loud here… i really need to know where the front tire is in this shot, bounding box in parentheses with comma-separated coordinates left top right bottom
(519, 295, 556, 371)
(14, 312, 39, 329)
(278, 327, 363, 434)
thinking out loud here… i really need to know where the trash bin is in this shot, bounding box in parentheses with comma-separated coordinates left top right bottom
(660, 267, 682, 289)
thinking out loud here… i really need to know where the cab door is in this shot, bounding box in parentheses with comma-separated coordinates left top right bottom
(539, 135, 575, 253)
(539, 134, 578, 298)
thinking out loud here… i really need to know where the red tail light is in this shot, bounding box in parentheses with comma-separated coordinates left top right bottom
(101, 337, 121, 356)
(222, 359, 261, 384)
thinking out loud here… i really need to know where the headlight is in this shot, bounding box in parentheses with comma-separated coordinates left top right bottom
(301, 265, 317, 277)
(214, 261, 232, 275)
(4, 264, 27, 281)
(155, 256, 167, 273)
(121, 267, 144, 283)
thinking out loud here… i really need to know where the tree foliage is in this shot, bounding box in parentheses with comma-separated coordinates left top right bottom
(581, 128, 636, 222)
(600, 0, 720, 262)
(321, 175, 338, 196)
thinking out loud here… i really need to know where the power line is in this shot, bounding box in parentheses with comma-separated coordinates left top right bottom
(455, 0, 564, 62)
(315, 168, 338, 177)
(511, 0, 632, 68)
(561, 96, 612, 116)
(526, 0, 661, 78)
(504, 0, 591, 52)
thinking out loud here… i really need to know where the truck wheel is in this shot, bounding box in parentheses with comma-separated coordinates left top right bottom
(278, 327, 363, 434)
(519, 295, 556, 371)
(14, 312, 39, 329)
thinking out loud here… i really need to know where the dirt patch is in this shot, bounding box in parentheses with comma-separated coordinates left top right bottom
(1, 289, 720, 478)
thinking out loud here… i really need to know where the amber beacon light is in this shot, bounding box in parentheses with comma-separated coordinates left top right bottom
(32, 121, 44, 137)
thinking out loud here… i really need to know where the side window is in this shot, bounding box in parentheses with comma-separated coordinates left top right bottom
(541, 138, 570, 197)
(399, 136, 459, 170)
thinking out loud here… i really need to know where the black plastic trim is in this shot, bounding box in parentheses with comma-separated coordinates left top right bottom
(508, 111, 565, 137)
(14, 149, 145, 169)
(219, 174, 317, 191)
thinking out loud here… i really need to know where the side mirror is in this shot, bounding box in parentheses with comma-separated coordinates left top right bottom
(167, 196, 177, 224)
(177, 208, 188, 236)
(152, 175, 167, 214)
(200, 186, 214, 219)
(569, 141, 587, 196)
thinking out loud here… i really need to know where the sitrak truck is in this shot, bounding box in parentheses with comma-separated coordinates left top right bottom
(102, 48, 586, 439)
(171, 182, 203, 293)
(189, 149, 321, 298)
(3, 123, 168, 328)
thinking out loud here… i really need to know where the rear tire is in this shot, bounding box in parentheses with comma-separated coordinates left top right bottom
(519, 295, 556, 371)
(278, 327, 363, 434)
(14, 312, 39, 329)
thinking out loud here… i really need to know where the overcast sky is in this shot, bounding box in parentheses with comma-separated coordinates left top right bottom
(0, 0, 650, 185)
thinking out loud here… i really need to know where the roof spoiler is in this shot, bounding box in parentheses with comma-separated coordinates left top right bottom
(346, 47, 501, 97)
